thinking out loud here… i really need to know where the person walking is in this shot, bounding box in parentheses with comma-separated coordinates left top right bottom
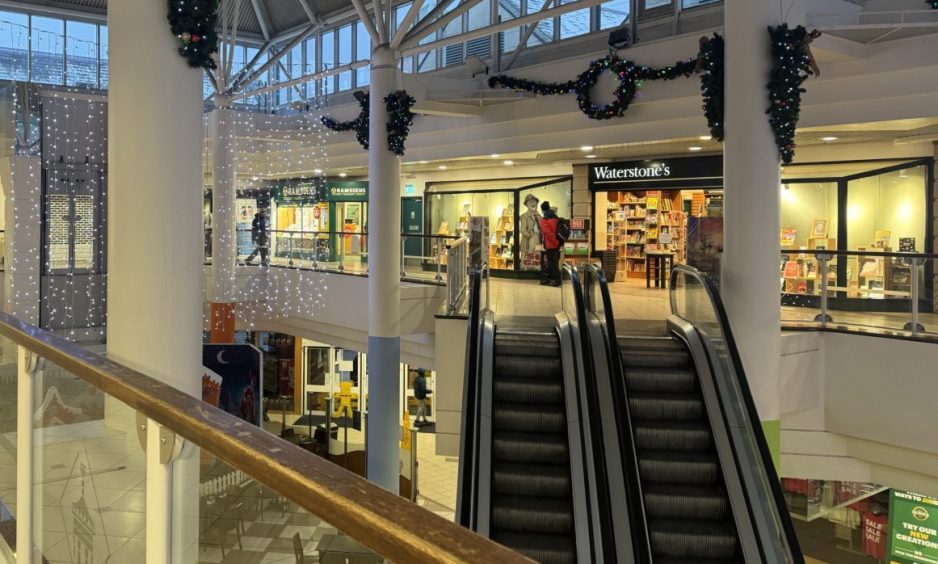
(539, 201, 562, 286)
(414, 368, 431, 425)
(245, 208, 269, 266)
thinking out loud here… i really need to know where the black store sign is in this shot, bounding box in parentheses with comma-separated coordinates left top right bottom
(588, 155, 723, 191)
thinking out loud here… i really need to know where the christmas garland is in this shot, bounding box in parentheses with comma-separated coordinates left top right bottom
(166, 0, 220, 70)
(697, 34, 725, 142)
(929, 0, 938, 9)
(385, 91, 416, 156)
(766, 25, 820, 165)
(488, 54, 696, 121)
(321, 90, 369, 150)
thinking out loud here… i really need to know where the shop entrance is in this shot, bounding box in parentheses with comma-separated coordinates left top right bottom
(335, 201, 366, 259)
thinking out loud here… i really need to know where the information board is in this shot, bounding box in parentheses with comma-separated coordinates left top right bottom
(888, 489, 938, 564)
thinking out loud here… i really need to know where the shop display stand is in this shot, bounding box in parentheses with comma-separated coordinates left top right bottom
(489, 207, 515, 270)
(607, 191, 686, 279)
(563, 218, 591, 268)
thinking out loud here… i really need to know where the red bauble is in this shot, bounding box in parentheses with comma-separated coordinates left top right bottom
(191, 34, 201, 43)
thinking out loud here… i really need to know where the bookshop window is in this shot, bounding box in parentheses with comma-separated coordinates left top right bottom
(780, 182, 838, 249)
(846, 165, 926, 252)
(430, 189, 514, 240)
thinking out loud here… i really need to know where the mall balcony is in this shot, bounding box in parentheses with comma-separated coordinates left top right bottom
(1, 0, 938, 562)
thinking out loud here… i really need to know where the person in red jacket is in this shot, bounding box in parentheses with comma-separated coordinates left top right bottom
(539, 201, 562, 287)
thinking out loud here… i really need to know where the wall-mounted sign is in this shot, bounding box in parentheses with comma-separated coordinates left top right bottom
(404, 183, 416, 194)
(275, 180, 368, 204)
(588, 155, 723, 191)
(888, 489, 938, 564)
(325, 181, 368, 202)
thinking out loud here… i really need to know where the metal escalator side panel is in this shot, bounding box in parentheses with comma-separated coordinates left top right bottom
(456, 269, 487, 530)
(476, 311, 496, 536)
(555, 313, 602, 564)
(667, 317, 762, 563)
(587, 316, 636, 563)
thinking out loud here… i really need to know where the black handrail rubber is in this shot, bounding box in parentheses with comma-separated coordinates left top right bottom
(456, 267, 483, 528)
(670, 264, 805, 564)
(583, 263, 653, 564)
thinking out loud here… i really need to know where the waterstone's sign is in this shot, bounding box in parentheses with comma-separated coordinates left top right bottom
(588, 155, 723, 191)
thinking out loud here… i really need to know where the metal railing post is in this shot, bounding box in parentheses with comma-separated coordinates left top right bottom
(410, 427, 418, 502)
(435, 239, 444, 282)
(324, 397, 333, 455)
(401, 236, 407, 278)
(288, 233, 295, 267)
(904, 258, 925, 333)
(337, 235, 345, 272)
(814, 253, 833, 325)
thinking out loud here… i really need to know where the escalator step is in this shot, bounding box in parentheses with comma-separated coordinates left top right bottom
(494, 376, 564, 405)
(634, 420, 712, 451)
(493, 431, 569, 464)
(495, 333, 559, 358)
(621, 348, 691, 370)
(495, 355, 563, 380)
(491, 531, 576, 564)
(648, 519, 738, 560)
(629, 393, 704, 421)
(656, 559, 740, 564)
(638, 450, 720, 485)
(618, 336, 685, 352)
(625, 367, 698, 394)
(493, 462, 571, 498)
(493, 402, 566, 434)
(491, 495, 574, 534)
(643, 483, 729, 520)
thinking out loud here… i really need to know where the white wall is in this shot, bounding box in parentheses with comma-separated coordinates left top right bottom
(432, 317, 468, 457)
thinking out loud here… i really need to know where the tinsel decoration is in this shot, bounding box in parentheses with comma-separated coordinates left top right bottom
(697, 34, 725, 142)
(385, 90, 417, 156)
(321, 90, 369, 150)
(166, 0, 220, 70)
(488, 55, 696, 121)
(766, 25, 820, 164)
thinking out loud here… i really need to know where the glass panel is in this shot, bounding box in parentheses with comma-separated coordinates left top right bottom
(231, 44, 246, 75)
(290, 43, 303, 95)
(526, 0, 555, 46)
(31, 16, 65, 85)
(0, 336, 17, 557)
(99, 25, 108, 89)
(682, 0, 720, 7)
(304, 38, 317, 97)
(356, 21, 370, 86)
(321, 30, 335, 92)
(33, 358, 147, 562)
(847, 166, 926, 254)
(600, 0, 630, 29)
(467, 1, 490, 31)
(338, 24, 352, 91)
(0, 10, 29, 80)
(66, 20, 98, 88)
(393, 2, 413, 35)
(560, 0, 590, 40)
(643, 0, 673, 11)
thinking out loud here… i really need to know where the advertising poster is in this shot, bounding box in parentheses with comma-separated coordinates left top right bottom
(888, 489, 938, 564)
(686, 216, 724, 287)
(203, 344, 263, 426)
(236, 198, 257, 256)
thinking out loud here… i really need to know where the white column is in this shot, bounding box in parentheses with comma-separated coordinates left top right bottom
(210, 97, 237, 302)
(1, 156, 42, 325)
(107, 0, 203, 560)
(723, 1, 782, 441)
(366, 45, 403, 492)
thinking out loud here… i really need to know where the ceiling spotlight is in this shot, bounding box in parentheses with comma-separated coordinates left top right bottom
(251, 176, 259, 181)
(313, 168, 323, 174)
(503, 160, 514, 166)
(438, 165, 447, 170)
(339, 172, 348, 178)
(699, 135, 712, 141)
(490, 153, 501, 158)
(822, 136, 838, 142)
(419, 160, 429, 164)
(580, 145, 594, 152)
(586, 154, 598, 159)
(689, 146, 703, 152)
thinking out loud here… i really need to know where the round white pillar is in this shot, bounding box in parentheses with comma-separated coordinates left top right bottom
(723, 0, 782, 459)
(107, 0, 203, 560)
(366, 45, 403, 492)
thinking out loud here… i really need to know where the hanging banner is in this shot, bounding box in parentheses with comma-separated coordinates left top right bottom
(888, 489, 938, 564)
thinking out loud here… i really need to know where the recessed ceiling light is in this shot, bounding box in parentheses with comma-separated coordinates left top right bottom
(689, 146, 703, 152)
(419, 160, 429, 164)
(580, 145, 594, 152)
(313, 168, 323, 174)
(822, 136, 838, 142)
(699, 135, 712, 141)
(586, 154, 598, 159)
(490, 153, 501, 158)
(339, 172, 348, 178)
(503, 160, 514, 166)
(438, 165, 447, 170)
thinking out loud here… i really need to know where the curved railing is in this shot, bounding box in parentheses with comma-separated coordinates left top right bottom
(583, 263, 653, 564)
(0, 308, 529, 563)
(670, 264, 804, 564)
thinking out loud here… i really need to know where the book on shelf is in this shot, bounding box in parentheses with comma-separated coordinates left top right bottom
(783, 261, 800, 278)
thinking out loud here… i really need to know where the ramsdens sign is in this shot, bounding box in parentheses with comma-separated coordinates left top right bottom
(588, 156, 722, 191)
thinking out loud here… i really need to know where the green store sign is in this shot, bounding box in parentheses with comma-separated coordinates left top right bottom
(888, 490, 938, 564)
(275, 180, 368, 204)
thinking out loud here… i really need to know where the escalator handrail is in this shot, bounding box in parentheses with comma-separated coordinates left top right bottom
(456, 265, 484, 528)
(669, 264, 804, 564)
(560, 263, 616, 563)
(583, 263, 654, 564)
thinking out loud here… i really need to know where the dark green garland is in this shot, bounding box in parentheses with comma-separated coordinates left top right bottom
(767, 24, 818, 165)
(488, 54, 696, 121)
(698, 34, 725, 142)
(321, 91, 369, 150)
(929, 0, 938, 9)
(166, 0, 219, 70)
(385, 91, 416, 156)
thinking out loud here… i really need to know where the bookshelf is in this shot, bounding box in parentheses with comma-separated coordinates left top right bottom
(488, 208, 515, 270)
(606, 190, 686, 279)
(564, 218, 591, 267)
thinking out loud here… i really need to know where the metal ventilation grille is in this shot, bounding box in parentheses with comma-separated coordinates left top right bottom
(444, 44, 464, 67)
(466, 37, 491, 59)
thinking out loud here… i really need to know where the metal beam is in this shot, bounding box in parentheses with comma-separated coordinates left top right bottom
(250, 0, 273, 40)
(374, 0, 389, 44)
(206, 68, 220, 95)
(390, 0, 427, 50)
(351, 0, 382, 44)
(401, 0, 608, 55)
(226, 0, 243, 86)
(231, 61, 369, 101)
(230, 39, 271, 87)
(277, 60, 309, 102)
(400, 0, 484, 49)
(230, 23, 318, 94)
(297, 0, 324, 25)
(403, 0, 459, 44)
(503, 0, 556, 71)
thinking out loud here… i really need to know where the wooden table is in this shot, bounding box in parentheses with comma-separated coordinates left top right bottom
(645, 251, 675, 288)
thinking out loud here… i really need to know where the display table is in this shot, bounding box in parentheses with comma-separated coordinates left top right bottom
(645, 251, 675, 288)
